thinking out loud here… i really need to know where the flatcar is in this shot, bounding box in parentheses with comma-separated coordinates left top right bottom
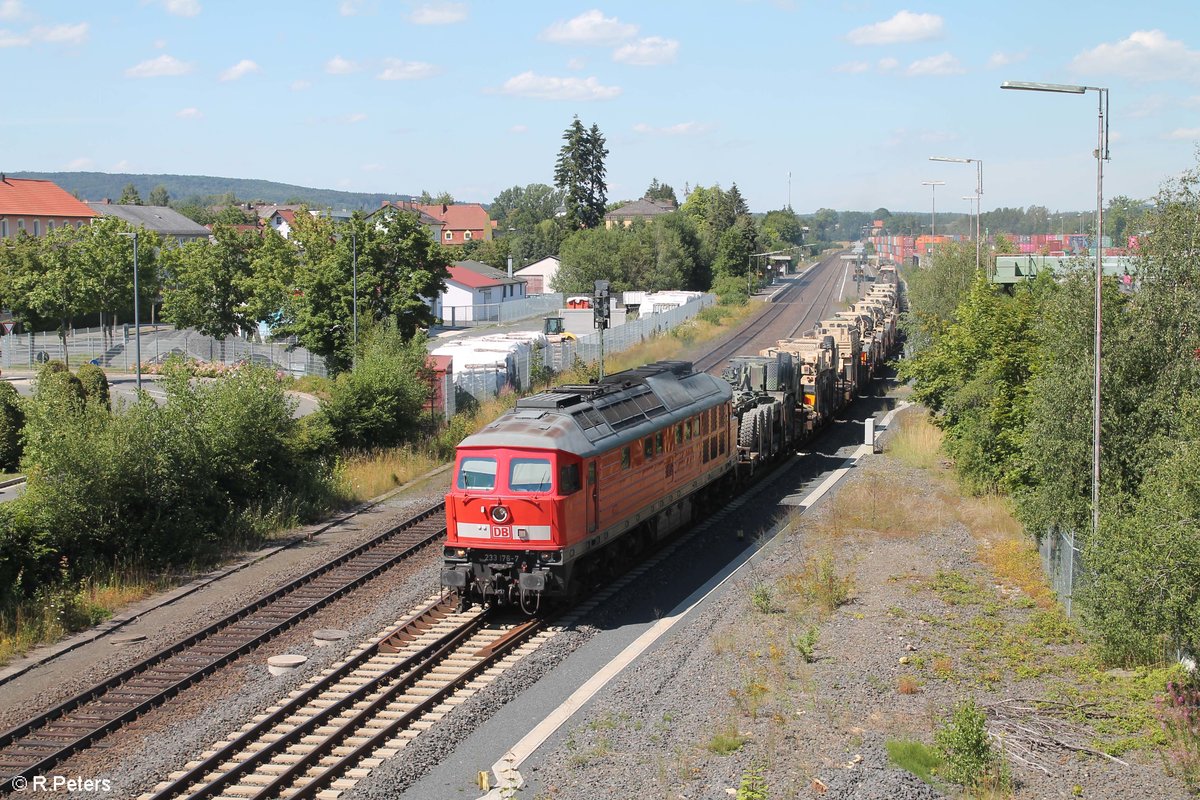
(441, 361, 734, 610)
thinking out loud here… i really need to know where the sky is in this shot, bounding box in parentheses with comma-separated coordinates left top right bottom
(2, 1, 1198, 216)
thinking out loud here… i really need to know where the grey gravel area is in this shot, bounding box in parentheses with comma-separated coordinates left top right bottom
(64, 553, 447, 799)
(813, 736, 947, 800)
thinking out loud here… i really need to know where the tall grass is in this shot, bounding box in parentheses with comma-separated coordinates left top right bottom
(0, 568, 163, 667)
(887, 411, 944, 469)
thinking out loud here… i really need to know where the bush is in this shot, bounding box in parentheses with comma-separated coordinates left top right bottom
(76, 364, 110, 409)
(35, 368, 84, 407)
(320, 326, 433, 450)
(934, 698, 1007, 790)
(711, 274, 749, 305)
(0, 382, 24, 472)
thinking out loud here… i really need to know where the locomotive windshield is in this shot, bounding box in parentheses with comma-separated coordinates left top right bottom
(509, 458, 553, 493)
(457, 457, 497, 490)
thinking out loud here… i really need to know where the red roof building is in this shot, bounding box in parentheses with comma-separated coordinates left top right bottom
(0, 176, 96, 238)
(416, 203, 494, 246)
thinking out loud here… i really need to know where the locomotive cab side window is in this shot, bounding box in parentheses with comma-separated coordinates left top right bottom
(510, 458, 553, 492)
(457, 457, 497, 491)
(644, 437, 654, 459)
(621, 446, 631, 470)
(559, 462, 581, 495)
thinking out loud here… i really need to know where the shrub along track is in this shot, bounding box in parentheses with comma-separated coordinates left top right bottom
(0, 504, 446, 794)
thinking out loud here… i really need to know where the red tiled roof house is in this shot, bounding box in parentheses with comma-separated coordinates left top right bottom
(0, 176, 96, 238)
(416, 203, 494, 246)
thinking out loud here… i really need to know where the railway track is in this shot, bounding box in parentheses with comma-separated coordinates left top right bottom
(694, 250, 850, 373)
(0, 504, 448, 794)
(139, 596, 543, 800)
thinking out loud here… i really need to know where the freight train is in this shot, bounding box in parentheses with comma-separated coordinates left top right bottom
(440, 266, 900, 610)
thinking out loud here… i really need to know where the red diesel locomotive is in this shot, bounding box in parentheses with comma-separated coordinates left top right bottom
(441, 361, 734, 610)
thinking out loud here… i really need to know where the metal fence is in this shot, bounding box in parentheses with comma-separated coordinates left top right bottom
(1039, 527, 1082, 617)
(440, 293, 565, 327)
(0, 326, 329, 377)
(448, 294, 717, 404)
(546, 294, 717, 373)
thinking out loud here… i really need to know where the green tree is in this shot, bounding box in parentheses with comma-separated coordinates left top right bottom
(118, 183, 143, 205)
(148, 185, 170, 206)
(319, 325, 433, 449)
(0, 382, 24, 472)
(900, 240, 981, 354)
(14, 225, 94, 363)
(243, 227, 298, 328)
(553, 226, 626, 292)
(712, 216, 759, 278)
(82, 216, 161, 344)
(160, 224, 260, 339)
(761, 208, 804, 247)
(489, 183, 564, 231)
(279, 209, 449, 373)
(418, 190, 455, 206)
(76, 364, 110, 410)
(554, 117, 608, 229)
(644, 178, 678, 206)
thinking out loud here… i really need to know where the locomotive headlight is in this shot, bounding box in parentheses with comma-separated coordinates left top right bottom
(490, 505, 511, 524)
(454, 548, 467, 558)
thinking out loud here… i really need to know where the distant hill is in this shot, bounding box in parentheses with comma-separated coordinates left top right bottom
(9, 171, 411, 212)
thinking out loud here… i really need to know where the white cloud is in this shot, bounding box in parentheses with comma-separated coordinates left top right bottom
(176, 107, 203, 119)
(0, 21, 88, 46)
(510, 124, 528, 134)
(66, 157, 93, 170)
(339, 0, 366, 14)
(291, 79, 311, 91)
(1166, 128, 1200, 140)
(325, 55, 359, 74)
(377, 58, 439, 80)
(1071, 30, 1200, 82)
(0, 0, 25, 21)
(847, 10, 943, 45)
(361, 162, 384, 172)
(613, 36, 678, 66)
(906, 52, 964, 77)
(632, 121, 711, 136)
(498, 71, 621, 101)
(0, 28, 29, 46)
(834, 61, 870, 74)
(219, 59, 260, 81)
(567, 57, 585, 70)
(35, 22, 87, 43)
(987, 49, 1028, 69)
(878, 57, 899, 71)
(410, 2, 466, 25)
(111, 160, 130, 171)
(346, 112, 367, 123)
(125, 54, 193, 78)
(541, 10, 637, 46)
(153, 38, 166, 49)
(161, 0, 200, 17)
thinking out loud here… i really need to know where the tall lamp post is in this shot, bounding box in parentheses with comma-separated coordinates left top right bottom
(117, 231, 142, 391)
(350, 228, 358, 349)
(1001, 79, 1110, 544)
(920, 180, 945, 236)
(930, 156, 984, 272)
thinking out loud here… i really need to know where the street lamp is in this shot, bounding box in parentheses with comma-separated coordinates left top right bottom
(117, 231, 142, 391)
(350, 228, 358, 349)
(930, 156, 984, 272)
(1002, 79, 1110, 545)
(920, 180, 944, 236)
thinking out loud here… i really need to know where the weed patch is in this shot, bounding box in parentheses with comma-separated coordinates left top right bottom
(886, 738, 942, 782)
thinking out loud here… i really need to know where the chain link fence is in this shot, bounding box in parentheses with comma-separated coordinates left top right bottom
(1039, 527, 1082, 617)
(0, 326, 328, 377)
